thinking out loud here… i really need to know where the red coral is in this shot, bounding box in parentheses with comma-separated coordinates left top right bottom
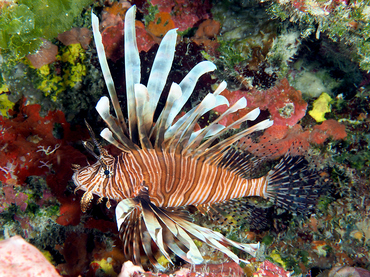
(100, 0, 132, 29)
(310, 119, 347, 143)
(215, 78, 307, 128)
(261, 78, 307, 126)
(101, 19, 156, 62)
(192, 19, 221, 56)
(240, 124, 310, 159)
(57, 27, 92, 49)
(0, 99, 87, 225)
(151, 0, 211, 31)
(101, 20, 125, 62)
(100, 0, 157, 61)
(150, 0, 174, 13)
(104, 0, 131, 19)
(27, 39, 58, 68)
(56, 200, 82, 226)
(240, 120, 346, 160)
(101, 0, 212, 60)
(0, 100, 78, 184)
(135, 21, 157, 52)
(84, 218, 117, 233)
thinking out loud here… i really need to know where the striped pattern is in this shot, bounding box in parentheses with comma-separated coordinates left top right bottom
(71, 5, 300, 268)
(73, 148, 268, 210)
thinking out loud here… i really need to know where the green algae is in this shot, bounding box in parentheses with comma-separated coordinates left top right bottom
(0, 0, 103, 121)
(261, 234, 274, 246)
(0, 0, 93, 61)
(143, 0, 159, 26)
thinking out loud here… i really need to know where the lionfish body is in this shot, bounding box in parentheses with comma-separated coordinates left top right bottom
(75, 148, 271, 208)
(73, 6, 316, 269)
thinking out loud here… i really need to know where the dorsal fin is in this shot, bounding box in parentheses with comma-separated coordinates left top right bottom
(144, 29, 177, 133)
(124, 6, 140, 143)
(163, 93, 229, 152)
(93, 5, 273, 157)
(183, 95, 247, 154)
(134, 84, 152, 149)
(91, 12, 127, 135)
(161, 61, 217, 131)
(200, 119, 273, 162)
(152, 82, 182, 148)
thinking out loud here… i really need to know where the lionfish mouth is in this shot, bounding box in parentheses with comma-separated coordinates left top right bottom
(72, 4, 318, 270)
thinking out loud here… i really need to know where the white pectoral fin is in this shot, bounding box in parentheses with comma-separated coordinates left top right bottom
(116, 193, 258, 269)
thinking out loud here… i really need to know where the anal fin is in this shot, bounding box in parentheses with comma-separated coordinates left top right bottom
(199, 198, 273, 231)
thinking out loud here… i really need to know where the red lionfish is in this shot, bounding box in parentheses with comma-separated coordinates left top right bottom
(73, 5, 317, 269)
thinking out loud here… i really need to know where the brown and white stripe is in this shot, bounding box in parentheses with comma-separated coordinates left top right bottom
(74, 148, 269, 209)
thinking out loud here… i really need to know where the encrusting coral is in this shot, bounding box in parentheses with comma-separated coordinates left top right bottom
(241, 119, 347, 159)
(0, 99, 89, 228)
(192, 19, 221, 56)
(214, 78, 307, 127)
(0, 236, 61, 277)
(147, 11, 175, 37)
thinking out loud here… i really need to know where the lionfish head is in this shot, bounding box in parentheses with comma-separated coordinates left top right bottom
(73, 121, 120, 212)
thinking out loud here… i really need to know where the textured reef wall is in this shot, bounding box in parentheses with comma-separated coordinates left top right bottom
(1, 0, 370, 276)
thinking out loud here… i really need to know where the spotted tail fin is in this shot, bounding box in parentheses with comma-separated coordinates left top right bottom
(116, 187, 259, 269)
(266, 154, 319, 213)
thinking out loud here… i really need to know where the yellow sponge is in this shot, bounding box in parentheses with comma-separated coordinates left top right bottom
(309, 92, 332, 122)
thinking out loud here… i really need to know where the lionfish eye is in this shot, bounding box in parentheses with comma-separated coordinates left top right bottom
(100, 166, 112, 178)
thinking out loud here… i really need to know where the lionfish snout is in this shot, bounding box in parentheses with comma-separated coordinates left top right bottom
(72, 161, 105, 190)
(72, 156, 119, 211)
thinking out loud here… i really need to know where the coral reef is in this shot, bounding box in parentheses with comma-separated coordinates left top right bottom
(0, 99, 84, 186)
(147, 12, 175, 37)
(0, 99, 91, 236)
(0, 236, 61, 277)
(214, 78, 307, 127)
(267, 1, 370, 72)
(150, 0, 211, 32)
(192, 19, 221, 56)
(0, 0, 369, 276)
(240, 119, 347, 160)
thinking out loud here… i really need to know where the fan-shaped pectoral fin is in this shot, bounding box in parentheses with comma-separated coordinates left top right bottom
(115, 190, 259, 268)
